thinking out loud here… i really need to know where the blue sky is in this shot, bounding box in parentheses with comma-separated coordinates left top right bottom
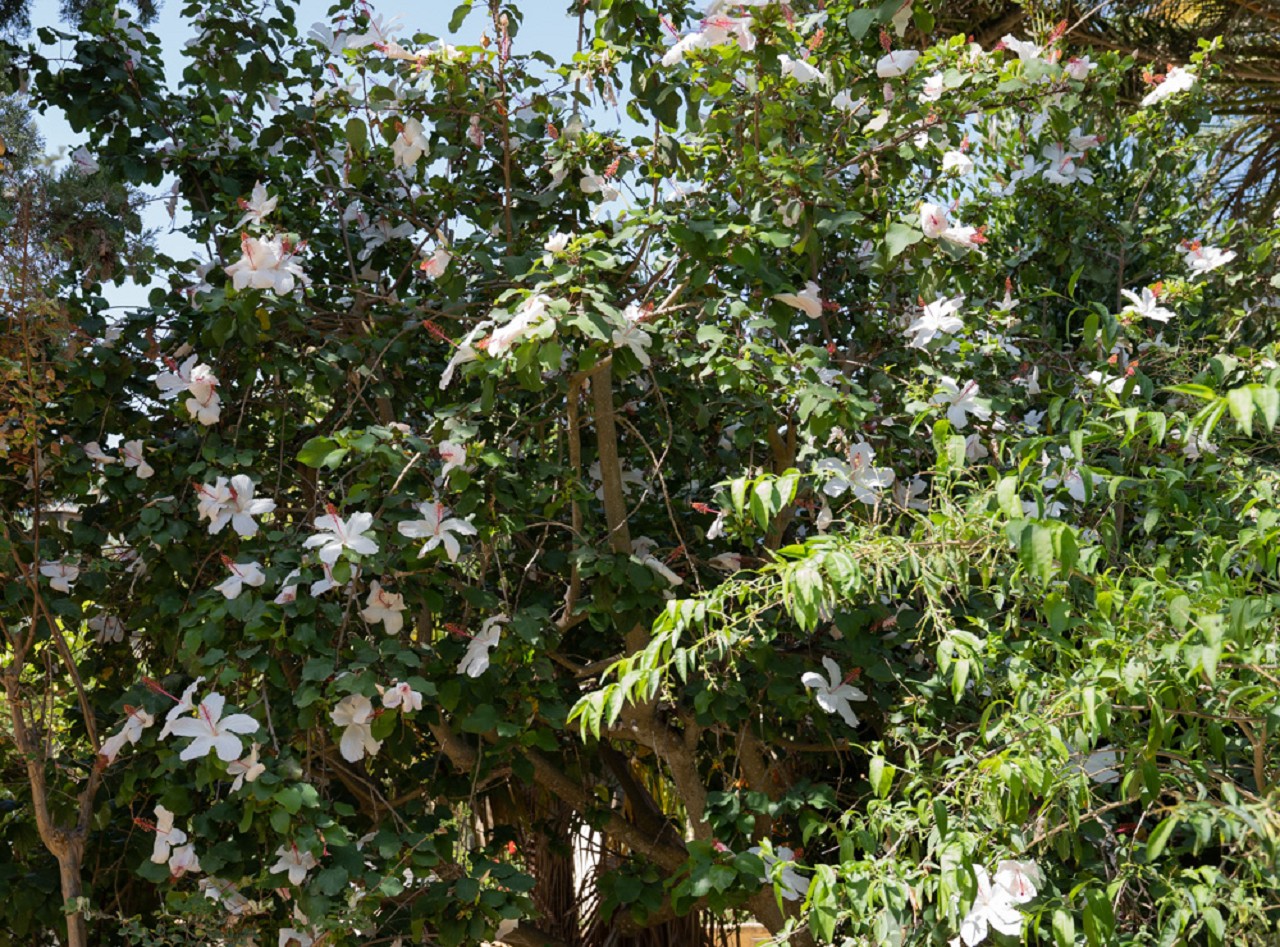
(26, 0, 591, 305)
(31, 0, 587, 156)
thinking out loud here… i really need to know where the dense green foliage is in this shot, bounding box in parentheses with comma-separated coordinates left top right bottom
(2, 2, 1279, 946)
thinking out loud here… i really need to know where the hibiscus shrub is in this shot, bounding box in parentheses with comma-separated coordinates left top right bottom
(3, 1, 1280, 946)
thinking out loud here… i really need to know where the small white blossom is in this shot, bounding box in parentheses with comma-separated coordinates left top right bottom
(1041, 143, 1093, 186)
(40, 558, 80, 593)
(1085, 369, 1130, 395)
(204, 474, 276, 537)
(905, 294, 965, 348)
(185, 363, 222, 426)
(360, 581, 406, 634)
(932, 377, 991, 429)
(459, 615, 504, 677)
(151, 805, 188, 865)
(919, 72, 945, 102)
(390, 117, 428, 168)
(331, 694, 381, 762)
(660, 14, 755, 66)
(199, 877, 253, 916)
(1181, 241, 1236, 277)
(893, 476, 929, 511)
(83, 441, 116, 465)
(168, 843, 201, 878)
(613, 303, 654, 367)
(815, 442, 895, 504)
(225, 235, 307, 296)
(120, 440, 154, 479)
(708, 552, 745, 572)
(920, 202, 982, 250)
(994, 860, 1042, 904)
(438, 441, 468, 480)
(166, 691, 259, 762)
(1140, 65, 1196, 107)
(773, 281, 823, 319)
(274, 569, 301, 605)
(1065, 55, 1097, 80)
(398, 501, 477, 561)
(1043, 456, 1089, 503)
(958, 865, 1024, 945)
(235, 182, 278, 229)
(832, 92, 868, 116)
(1120, 286, 1176, 323)
(801, 656, 866, 728)
(70, 146, 99, 175)
(420, 244, 451, 279)
(99, 707, 154, 763)
(303, 509, 379, 565)
(487, 294, 555, 357)
(779, 54, 823, 84)
(156, 353, 198, 401)
(227, 743, 265, 791)
(876, 49, 919, 77)
(270, 845, 318, 886)
(580, 173, 620, 202)
(942, 150, 974, 176)
(379, 680, 423, 712)
(215, 559, 266, 600)
(999, 34, 1042, 63)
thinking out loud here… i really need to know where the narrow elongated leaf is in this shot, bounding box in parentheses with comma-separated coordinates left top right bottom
(1145, 816, 1177, 862)
(1227, 386, 1254, 435)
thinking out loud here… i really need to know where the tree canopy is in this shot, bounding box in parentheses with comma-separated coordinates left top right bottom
(2, 2, 1280, 947)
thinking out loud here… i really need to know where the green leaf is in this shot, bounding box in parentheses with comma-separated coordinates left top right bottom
(297, 436, 339, 468)
(1052, 909, 1076, 947)
(1082, 311, 1099, 349)
(1053, 523, 1080, 576)
(461, 703, 499, 733)
(884, 223, 924, 260)
(274, 787, 303, 815)
(729, 477, 749, 519)
(1067, 264, 1085, 298)
(269, 807, 291, 834)
(314, 865, 348, 896)
(1083, 888, 1115, 945)
(846, 8, 876, 39)
(1253, 385, 1279, 431)
(1145, 815, 1177, 862)
(448, 1, 473, 32)
(345, 117, 367, 153)
(951, 657, 970, 702)
(1166, 383, 1218, 401)
(868, 756, 893, 798)
(1227, 386, 1254, 436)
(808, 865, 837, 941)
(613, 874, 644, 903)
(1019, 523, 1054, 581)
(1202, 907, 1225, 943)
(998, 476, 1022, 519)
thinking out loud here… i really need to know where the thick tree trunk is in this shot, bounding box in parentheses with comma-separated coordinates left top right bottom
(3, 669, 96, 947)
(56, 845, 89, 947)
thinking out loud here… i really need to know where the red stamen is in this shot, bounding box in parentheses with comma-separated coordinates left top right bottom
(142, 677, 179, 701)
